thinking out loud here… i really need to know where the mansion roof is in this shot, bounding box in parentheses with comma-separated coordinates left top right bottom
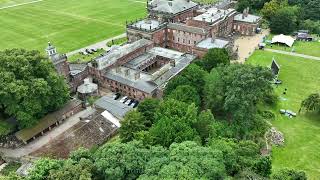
(234, 13, 261, 23)
(193, 7, 236, 24)
(168, 23, 207, 35)
(95, 39, 153, 70)
(148, 0, 198, 14)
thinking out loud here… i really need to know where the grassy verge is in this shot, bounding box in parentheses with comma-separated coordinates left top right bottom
(247, 50, 320, 179)
(107, 37, 128, 47)
(68, 48, 105, 64)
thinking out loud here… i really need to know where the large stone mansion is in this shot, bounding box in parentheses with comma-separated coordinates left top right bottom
(48, 0, 261, 101)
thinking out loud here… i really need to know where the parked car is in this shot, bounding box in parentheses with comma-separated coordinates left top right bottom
(120, 96, 128, 103)
(128, 99, 135, 106)
(125, 99, 131, 105)
(112, 93, 121, 100)
(133, 100, 139, 108)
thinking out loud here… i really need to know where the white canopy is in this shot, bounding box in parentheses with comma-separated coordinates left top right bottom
(272, 34, 295, 47)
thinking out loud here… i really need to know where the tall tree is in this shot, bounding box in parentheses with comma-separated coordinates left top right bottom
(0, 49, 69, 128)
(166, 85, 201, 108)
(200, 48, 230, 72)
(149, 99, 200, 147)
(137, 98, 160, 127)
(119, 110, 146, 143)
(269, 6, 298, 34)
(204, 64, 273, 137)
(140, 141, 227, 180)
(261, 0, 289, 20)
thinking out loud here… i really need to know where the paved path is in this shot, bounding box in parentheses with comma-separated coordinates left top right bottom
(66, 33, 126, 57)
(0, 108, 95, 158)
(265, 49, 320, 61)
(0, 0, 43, 10)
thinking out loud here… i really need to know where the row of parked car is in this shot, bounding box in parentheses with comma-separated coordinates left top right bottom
(80, 48, 98, 55)
(112, 93, 139, 108)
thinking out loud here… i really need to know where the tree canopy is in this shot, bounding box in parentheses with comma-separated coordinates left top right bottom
(0, 49, 69, 128)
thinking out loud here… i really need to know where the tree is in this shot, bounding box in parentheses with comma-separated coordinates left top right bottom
(261, 0, 289, 20)
(253, 156, 272, 177)
(164, 76, 192, 96)
(27, 158, 62, 180)
(269, 6, 298, 34)
(149, 99, 200, 147)
(94, 141, 167, 180)
(204, 64, 273, 138)
(300, 20, 320, 35)
(300, 93, 320, 112)
(194, 110, 215, 144)
(200, 48, 230, 72)
(140, 141, 227, 180)
(48, 159, 94, 180)
(180, 63, 208, 95)
(0, 49, 69, 128)
(304, 0, 320, 20)
(69, 147, 93, 162)
(119, 111, 146, 143)
(209, 138, 261, 176)
(166, 85, 201, 108)
(137, 98, 160, 127)
(271, 168, 307, 180)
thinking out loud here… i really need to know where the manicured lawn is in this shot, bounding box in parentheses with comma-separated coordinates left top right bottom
(0, 0, 146, 53)
(247, 50, 320, 179)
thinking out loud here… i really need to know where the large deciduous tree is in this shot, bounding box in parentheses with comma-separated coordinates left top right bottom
(166, 85, 201, 108)
(269, 6, 298, 34)
(119, 110, 146, 143)
(204, 64, 273, 137)
(0, 49, 69, 128)
(149, 99, 200, 147)
(199, 48, 230, 72)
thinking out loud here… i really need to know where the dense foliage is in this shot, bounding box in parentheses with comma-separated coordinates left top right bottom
(300, 93, 320, 113)
(0, 49, 69, 128)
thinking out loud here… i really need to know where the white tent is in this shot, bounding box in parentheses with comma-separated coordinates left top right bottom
(271, 34, 295, 47)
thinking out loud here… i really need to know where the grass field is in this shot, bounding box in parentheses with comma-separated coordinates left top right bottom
(0, 0, 146, 53)
(265, 34, 320, 57)
(247, 50, 320, 179)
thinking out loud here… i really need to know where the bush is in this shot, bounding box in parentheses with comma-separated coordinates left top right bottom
(260, 110, 276, 121)
(0, 162, 21, 176)
(0, 121, 14, 138)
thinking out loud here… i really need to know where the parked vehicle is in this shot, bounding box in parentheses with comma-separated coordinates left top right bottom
(120, 96, 128, 103)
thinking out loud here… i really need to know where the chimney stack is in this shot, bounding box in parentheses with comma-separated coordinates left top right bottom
(124, 69, 130, 77)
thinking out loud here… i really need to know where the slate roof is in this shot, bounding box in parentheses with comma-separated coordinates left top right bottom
(94, 96, 133, 118)
(69, 63, 87, 76)
(168, 23, 207, 35)
(94, 39, 153, 70)
(193, 7, 236, 24)
(15, 100, 82, 143)
(149, 0, 198, 14)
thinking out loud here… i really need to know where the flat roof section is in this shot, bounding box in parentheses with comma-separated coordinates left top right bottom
(196, 38, 229, 49)
(130, 19, 162, 31)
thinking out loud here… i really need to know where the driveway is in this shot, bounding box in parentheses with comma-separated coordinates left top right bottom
(66, 33, 127, 57)
(233, 29, 270, 63)
(265, 49, 320, 61)
(0, 108, 95, 159)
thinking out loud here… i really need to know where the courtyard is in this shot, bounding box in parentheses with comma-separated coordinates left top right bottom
(247, 50, 320, 179)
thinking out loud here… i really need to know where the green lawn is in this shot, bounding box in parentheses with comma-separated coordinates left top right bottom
(265, 34, 320, 57)
(0, 0, 146, 53)
(68, 48, 105, 63)
(247, 50, 320, 179)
